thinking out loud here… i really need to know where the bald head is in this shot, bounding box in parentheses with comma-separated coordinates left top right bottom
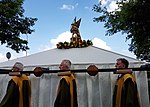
(59, 60, 71, 70)
(12, 62, 24, 71)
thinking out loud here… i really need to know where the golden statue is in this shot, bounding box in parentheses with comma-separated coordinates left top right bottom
(70, 17, 82, 44)
(56, 17, 93, 49)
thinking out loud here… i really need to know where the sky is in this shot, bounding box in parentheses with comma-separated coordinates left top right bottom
(0, 0, 136, 63)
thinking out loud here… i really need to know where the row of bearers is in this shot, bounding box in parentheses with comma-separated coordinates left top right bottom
(0, 58, 141, 107)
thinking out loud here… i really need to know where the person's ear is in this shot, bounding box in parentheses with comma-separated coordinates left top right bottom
(66, 66, 69, 68)
(122, 64, 126, 68)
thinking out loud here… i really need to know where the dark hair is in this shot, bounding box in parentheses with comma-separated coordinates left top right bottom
(117, 58, 129, 68)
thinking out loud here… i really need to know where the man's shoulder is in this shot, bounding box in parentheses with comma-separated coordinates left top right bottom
(123, 74, 136, 83)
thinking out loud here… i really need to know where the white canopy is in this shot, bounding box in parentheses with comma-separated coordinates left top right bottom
(0, 46, 142, 69)
(0, 46, 149, 107)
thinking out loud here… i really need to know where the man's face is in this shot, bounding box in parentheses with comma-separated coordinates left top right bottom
(59, 61, 69, 70)
(12, 66, 20, 71)
(115, 60, 125, 68)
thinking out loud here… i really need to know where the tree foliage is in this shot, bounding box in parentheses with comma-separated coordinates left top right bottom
(93, 0, 150, 62)
(0, 0, 37, 53)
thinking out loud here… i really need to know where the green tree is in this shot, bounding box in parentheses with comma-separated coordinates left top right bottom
(93, 0, 150, 62)
(0, 0, 37, 53)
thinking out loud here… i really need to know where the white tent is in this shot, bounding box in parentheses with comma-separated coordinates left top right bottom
(0, 46, 149, 107)
(0, 46, 143, 70)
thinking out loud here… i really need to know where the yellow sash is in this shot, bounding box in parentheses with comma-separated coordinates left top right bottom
(115, 74, 136, 107)
(61, 73, 76, 107)
(12, 74, 31, 107)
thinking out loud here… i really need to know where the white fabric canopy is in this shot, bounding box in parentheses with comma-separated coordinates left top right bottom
(0, 46, 149, 107)
(0, 65, 149, 107)
(0, 46, 143, 69)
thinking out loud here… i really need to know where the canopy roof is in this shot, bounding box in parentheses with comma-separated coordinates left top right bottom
(0, 46, 142, 69)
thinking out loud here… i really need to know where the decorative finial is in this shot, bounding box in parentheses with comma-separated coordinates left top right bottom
(6, 52, 11, 60)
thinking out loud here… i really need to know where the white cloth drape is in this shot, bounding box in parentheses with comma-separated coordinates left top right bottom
(0, 64, 149, 107)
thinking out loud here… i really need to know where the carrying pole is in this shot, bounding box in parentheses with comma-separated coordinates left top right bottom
(0, 66, 149, 74)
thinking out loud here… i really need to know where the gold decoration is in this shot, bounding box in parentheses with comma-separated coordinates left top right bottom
(56, 17, 93, 49)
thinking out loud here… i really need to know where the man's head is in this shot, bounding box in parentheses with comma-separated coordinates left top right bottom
(12, 62, 24, 71)
(115, 58, 129, 68)
(59, 60, 71, 70)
